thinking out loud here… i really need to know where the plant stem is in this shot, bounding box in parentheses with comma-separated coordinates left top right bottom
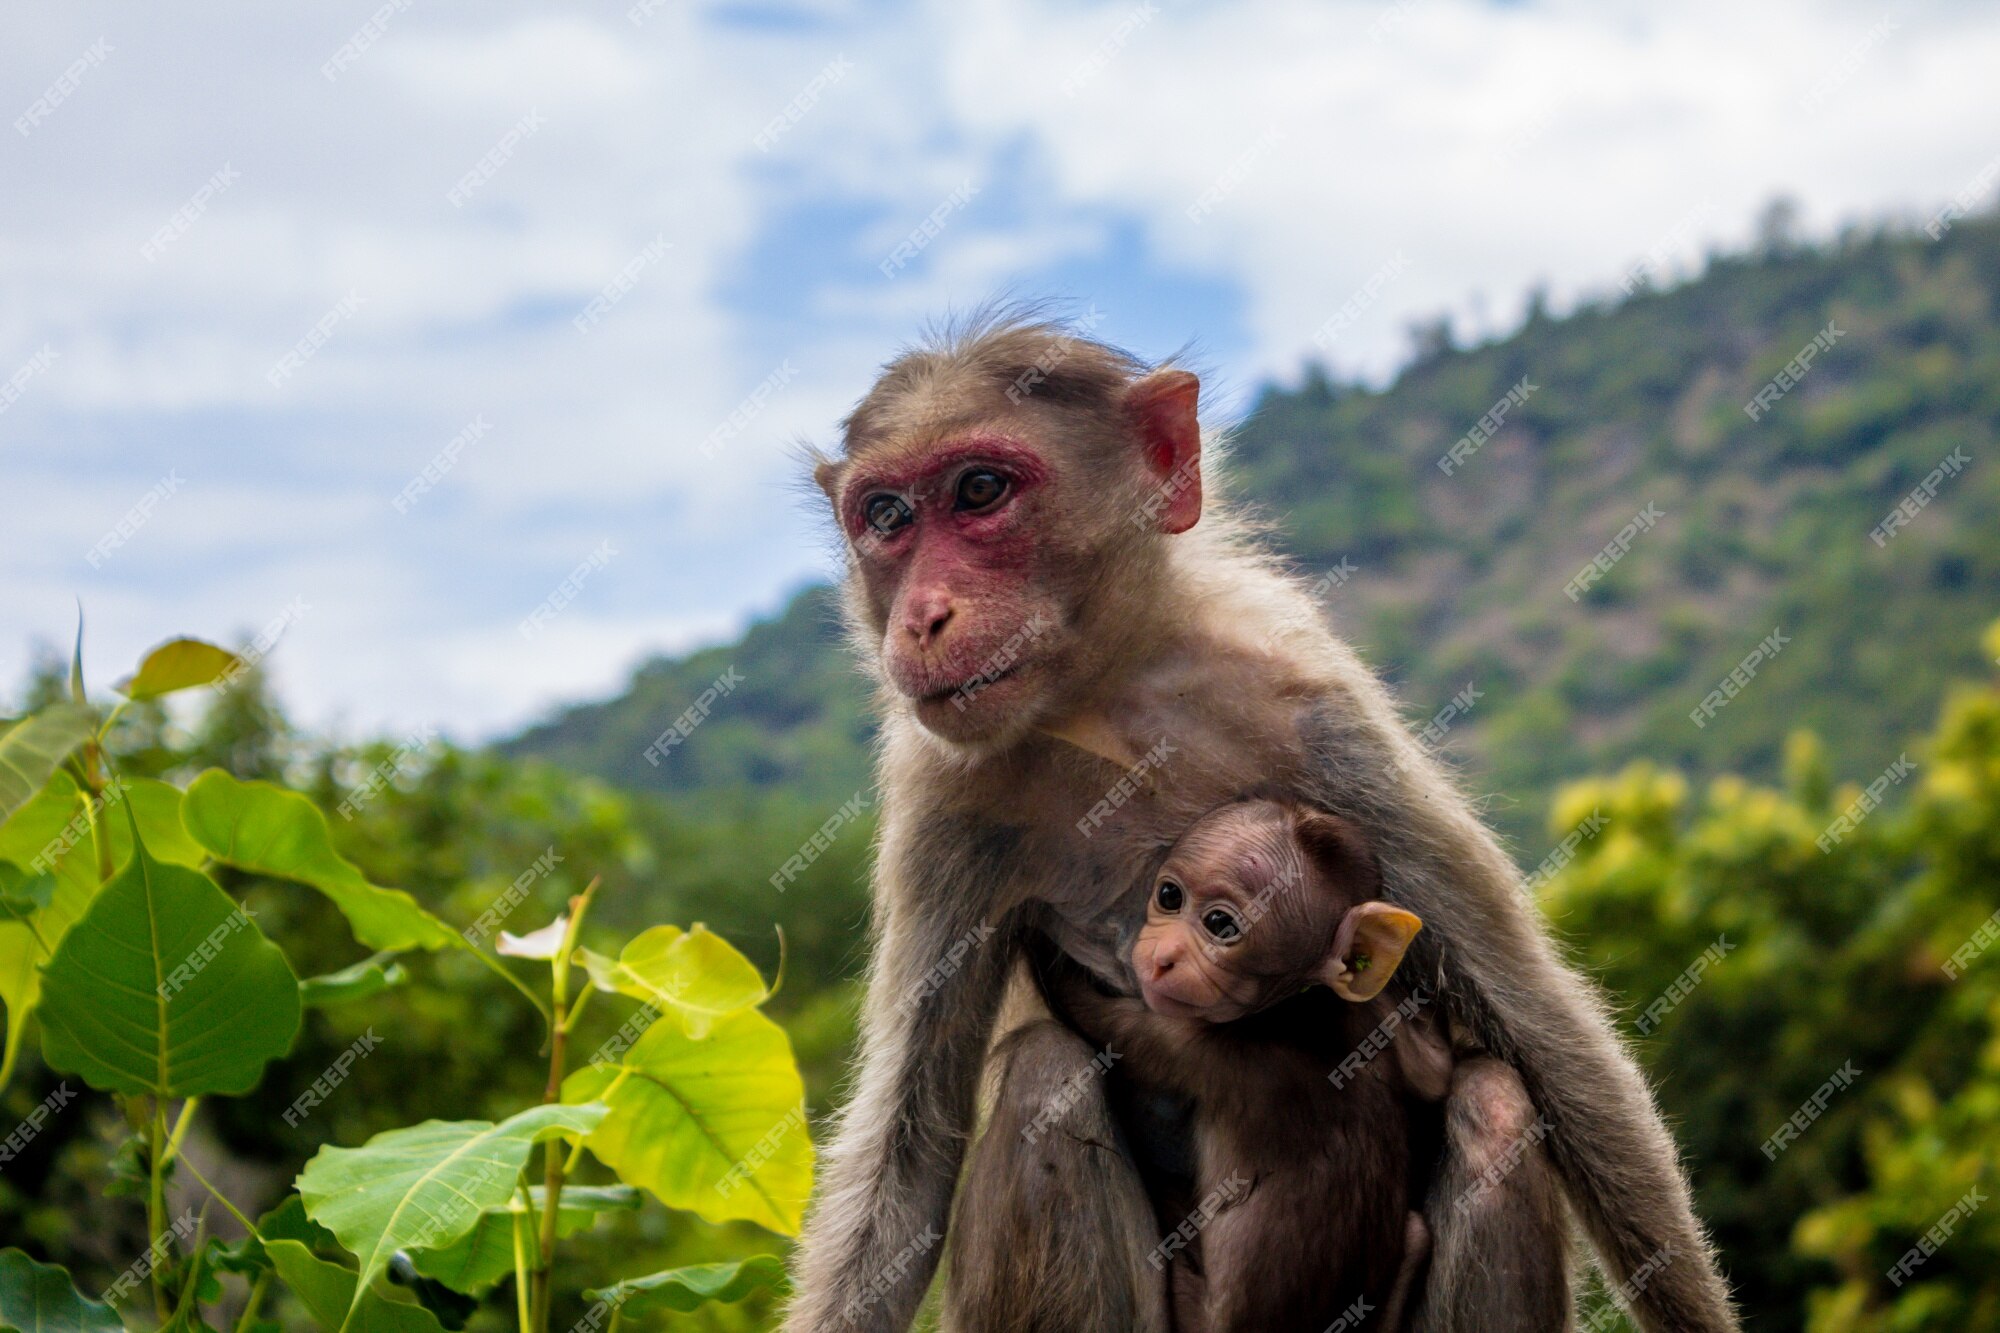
(178, 1151, 258, 1238)
(512, 1211, 534, 1333)
(147, 1097, 170, 1322)
(163, 1096, 200, 1165)
(232, 1272, 269, 1333)
(530, 877, 600, 1333)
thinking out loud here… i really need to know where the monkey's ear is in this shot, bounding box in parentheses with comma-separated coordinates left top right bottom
(1122, 369, 1202, 534)
(813, 458, 845, 503)
(1325, 903, 1422, 1002)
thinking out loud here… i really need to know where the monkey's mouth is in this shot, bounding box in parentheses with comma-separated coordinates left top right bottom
(915, 663, 1022, 706)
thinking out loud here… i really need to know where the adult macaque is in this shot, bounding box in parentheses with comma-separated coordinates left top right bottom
(1046, 797, 1444, 1332)
(788, 311, 1736, 1332)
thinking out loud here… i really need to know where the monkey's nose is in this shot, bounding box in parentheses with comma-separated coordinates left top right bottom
(902, 592, 954, 647)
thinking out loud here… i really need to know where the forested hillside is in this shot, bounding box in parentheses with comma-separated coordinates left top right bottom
(506, 215, 2000, 852)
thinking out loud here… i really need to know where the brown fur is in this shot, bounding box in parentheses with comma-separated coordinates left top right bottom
(783, 308, 1736, 1333)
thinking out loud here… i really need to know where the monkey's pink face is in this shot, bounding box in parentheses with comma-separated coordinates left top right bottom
(833, 436, 1071, 743)
(1132, 863, 1270, 1023)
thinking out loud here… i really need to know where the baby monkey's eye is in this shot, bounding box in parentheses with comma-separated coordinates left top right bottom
(1201, 909, 1241, 941)
(1156, 880, 1184, 912)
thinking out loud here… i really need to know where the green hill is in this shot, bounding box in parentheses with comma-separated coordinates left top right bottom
(504, 216, 2000, 852)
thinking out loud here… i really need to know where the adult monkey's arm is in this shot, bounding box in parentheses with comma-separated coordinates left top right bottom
(782, 811, 1020, 1333)
(1302, 686, 1740, 1333)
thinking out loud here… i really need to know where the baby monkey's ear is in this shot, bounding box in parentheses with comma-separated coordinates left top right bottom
(1324, 903, 1423, 1002)
(1292, 808, 1380, 899)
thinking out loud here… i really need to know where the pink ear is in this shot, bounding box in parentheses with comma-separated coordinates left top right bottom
(1122, 370, 1202, 534)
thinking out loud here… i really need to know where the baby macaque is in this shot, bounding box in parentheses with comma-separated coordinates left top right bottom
(1049, 798, 1451, 1333)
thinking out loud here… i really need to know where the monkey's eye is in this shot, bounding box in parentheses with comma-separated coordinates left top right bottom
(863, 494, 913, 536)
(1155, 880, 1184, 913)
(1201, 908, 1242, 942)
(954, 469, 1009, 512)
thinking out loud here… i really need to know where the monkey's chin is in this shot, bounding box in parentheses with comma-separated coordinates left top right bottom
(1140, 987, 1240, 1024)
(908, 667, 1043, 748)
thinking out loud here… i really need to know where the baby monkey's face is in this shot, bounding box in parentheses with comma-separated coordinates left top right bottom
(1133, 800, 1421, 1023)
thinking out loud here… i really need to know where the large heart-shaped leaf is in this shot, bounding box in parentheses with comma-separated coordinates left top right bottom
(562, 1007, 812, 1234)
(101, 778, 207, 869)
(0, 775, 109, 1094)
(579, 925, 770, 1038)
(182, 770, 458, 953)
(116, 638, 246, 702)
(0, 1247, 123, 1333)
(408, 1185, 639, 1295)
(585, 1254, 788, 1317)
(0, 704, 97, 827)
(36, 825, 301, 1097)
(296, 1103, 606, 1325)
(265, 1242, 447, 1333)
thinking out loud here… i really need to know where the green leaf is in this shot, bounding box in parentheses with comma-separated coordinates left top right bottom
(579, 924, 771, 1038)
(0, 774, 103, 1094)
(563, 1006, 812, 1235)
(407, 1185, 639, 1295)
(264, 1242, 447, 1333)
(182, 770, 459, 953)
(36, 822, 301, 1097)
(0, 1248, 123, 1333)
(295, 1103, 607, 1324)
(116, 638, 246, 702)
(0, 704, 97, 827)
(101, 778, 207, 870)
(585, 1255, 788, 1317)
(300, 954, 408, 1009)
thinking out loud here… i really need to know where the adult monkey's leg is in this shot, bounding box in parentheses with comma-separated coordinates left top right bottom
(942, 1018, 1170, 1333)
(1409, 1059, 1574, 1333)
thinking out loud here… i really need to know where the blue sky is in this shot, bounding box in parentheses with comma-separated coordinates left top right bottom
(4, 0, 1997, 739)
